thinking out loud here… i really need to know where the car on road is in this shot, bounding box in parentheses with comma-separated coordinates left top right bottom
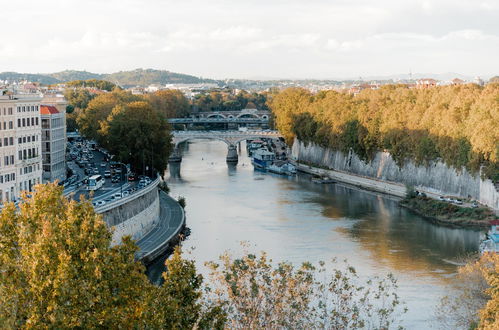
(111, 175, 120, 183)
(104, 170, 111, 178)
(92, 200, 106, 207)
(100, 162, 107, 167)
(128, 174, 135, 181)
(93, 168, 99, 174)
(113, 193, 122, 200)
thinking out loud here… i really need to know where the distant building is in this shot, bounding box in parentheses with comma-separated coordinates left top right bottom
(0, 95, 43, 202)
(474, 77, 484, 86)
(451, 78, 465, 85)
(40, 103, 66, 183)
(416, 78, 437, 89)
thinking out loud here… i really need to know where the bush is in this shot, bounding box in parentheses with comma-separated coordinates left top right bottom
(177, 196, 186, 209)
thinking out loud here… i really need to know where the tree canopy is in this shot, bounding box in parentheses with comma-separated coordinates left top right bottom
(270, 84, 499, 180)
(101, 101, 172, 174)
(0, 183, 224, 328)
(66, 79, 117, 91)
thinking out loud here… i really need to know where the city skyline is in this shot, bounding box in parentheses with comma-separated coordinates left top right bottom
(1, 0, 498, 79)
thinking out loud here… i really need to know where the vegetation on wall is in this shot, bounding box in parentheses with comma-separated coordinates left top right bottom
(270, 84, 499, 180)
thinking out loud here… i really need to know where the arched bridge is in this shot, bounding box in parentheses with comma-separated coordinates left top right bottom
(168, 110, 271, 126)
(170, 130, 282, 163)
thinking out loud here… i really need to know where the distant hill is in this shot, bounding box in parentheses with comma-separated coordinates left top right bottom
(49, 70, 102, 82)
(0, 68, 221, 87)
(0, 72, 60, 85)
(103, 69, 219, 87)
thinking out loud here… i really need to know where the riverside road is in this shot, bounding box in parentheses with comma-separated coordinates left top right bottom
(136, 191, 185, 263)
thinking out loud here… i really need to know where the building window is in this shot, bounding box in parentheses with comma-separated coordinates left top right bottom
(8, 121, 12, 129)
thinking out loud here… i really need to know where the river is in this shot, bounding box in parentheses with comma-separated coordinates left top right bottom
(148, 139, 481, 329)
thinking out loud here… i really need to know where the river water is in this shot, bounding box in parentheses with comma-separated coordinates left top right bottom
(150, 139, 481, 329)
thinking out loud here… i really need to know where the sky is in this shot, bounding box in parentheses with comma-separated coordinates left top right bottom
(1, 0, 498, 79)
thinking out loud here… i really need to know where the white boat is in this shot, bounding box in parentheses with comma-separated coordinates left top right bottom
(480, 220, 499, 254)
(251, 148, 275, 170)
(267, 161, 297, 176)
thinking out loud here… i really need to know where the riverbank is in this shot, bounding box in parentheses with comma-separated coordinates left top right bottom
(291, 140, 499, 212)
(400, 196, 496, 229)
(292, 160, 497, 229)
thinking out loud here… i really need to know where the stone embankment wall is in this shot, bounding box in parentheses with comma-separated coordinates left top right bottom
(292, 140, 499, 212)
(97, 180, 160, 246)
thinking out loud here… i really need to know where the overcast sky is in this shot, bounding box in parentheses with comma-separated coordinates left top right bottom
(1, 0, 498, 79)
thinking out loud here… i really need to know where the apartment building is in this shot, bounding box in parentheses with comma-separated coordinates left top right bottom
(40, 104, 66, 182)
(40, 95, 67, 183)
(0, 95, 43, 202)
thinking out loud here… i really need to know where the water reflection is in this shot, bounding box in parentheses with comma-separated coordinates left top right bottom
(153, 139, 481, 328)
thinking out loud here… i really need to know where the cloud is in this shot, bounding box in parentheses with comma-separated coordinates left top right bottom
(0, 0, 497, 78)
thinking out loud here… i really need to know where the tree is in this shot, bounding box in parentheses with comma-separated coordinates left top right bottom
(436, 253, 499, 329)
(206, 249, 406, 329)
(147, 89, 190, 118)
(77, 89, 144, 144)
(154, 248, 226, 329)
(101, 101, 172, 174)
(0, 183, 155, 328)
(64, 88, 95, 110)
(0, 184, 227, 329)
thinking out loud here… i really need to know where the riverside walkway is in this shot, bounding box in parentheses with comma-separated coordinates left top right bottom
(135, 191, 185, 264)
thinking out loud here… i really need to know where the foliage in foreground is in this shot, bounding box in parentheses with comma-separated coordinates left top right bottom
(0, 183, 222, 329)
(437, 253, 499, 329)
(1, 183, 410, 329)
(207, 250, 407, 329)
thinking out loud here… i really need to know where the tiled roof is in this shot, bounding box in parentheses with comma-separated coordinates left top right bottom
(40, 105, 59, 114)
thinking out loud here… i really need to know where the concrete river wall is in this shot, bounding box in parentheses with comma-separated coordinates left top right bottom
(95, 178, 160, 246)
(292, 139, 499, 212)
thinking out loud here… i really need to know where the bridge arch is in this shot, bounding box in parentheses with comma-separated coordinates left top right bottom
(236, 113, 259, 119)
(206, 113, 226, 119)
(174, 136, 231, 148)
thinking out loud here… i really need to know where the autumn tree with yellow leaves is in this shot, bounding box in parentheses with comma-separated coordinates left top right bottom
(270, 84, 499, 180)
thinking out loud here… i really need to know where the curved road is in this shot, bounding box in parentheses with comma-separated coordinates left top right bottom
(135, 191, 185, 262)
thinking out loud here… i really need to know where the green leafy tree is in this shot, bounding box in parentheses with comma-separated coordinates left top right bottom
(77, 88, 144, 144)
(101, 101, 172, 174)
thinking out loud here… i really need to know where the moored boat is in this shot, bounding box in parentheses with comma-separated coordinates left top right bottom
(267, 161, 297, 176)
(251, 148, 275, 170)
(479, 220, 499, 254)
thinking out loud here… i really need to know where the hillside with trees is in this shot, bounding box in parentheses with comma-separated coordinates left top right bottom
(104, 68, 219, 87)
(0, 69, 221, 87)
(270, 84, 499, 181)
